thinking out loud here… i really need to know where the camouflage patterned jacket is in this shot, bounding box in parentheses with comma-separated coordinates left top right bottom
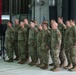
(18, 28, 27, 41)
(5, 26, 15, 42)
(14, 25, 20, 41)
(37, 30, 43, 48)
(28, 27, 38, 45)
(64, 27, 71, 48)
(41, 29, 51, 50)
(58, 23, 66, 40)
(51, 29, 62, 49)
(67, 26, 76, 46)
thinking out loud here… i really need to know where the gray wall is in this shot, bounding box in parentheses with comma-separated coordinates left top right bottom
(57, 0, 62, 17)
(32, 0, 49, 24)
(32, 0, 62, 24)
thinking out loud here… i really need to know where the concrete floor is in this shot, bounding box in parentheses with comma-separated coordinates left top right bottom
(0, 40, 76, 75)
(0, 57, 76, 75)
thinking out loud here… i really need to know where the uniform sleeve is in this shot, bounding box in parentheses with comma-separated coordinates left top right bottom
(25, 29, 28, 41)
(63, 30, 67, 48)
(47, 31, 51, 48)
(56, 31, 62, 47)
(42, 30, 51, 50)
(62, 24, 66, 40)
(11, 28, 15, 42)
(73, 27, 76, 46)
(34, 28, 38, 41)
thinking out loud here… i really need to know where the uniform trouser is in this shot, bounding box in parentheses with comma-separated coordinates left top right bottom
(40, 46, 49, 64)
(35, 46, 38, 60)
(18, 41, 26, 59)
(59, 42, 66, 63)
(5, 42, 13, 59)
(29, 44, 37, 62)
(37, 47, 41, 59)
(14, 41, 19, 57)
(41, 50, 49, 64)
(70, 47, 76, 67)
(25, 43, 29, 59)
(65, 47, 71, 65)
(37, 46, 43, 63)
(50, 49, 60, 67)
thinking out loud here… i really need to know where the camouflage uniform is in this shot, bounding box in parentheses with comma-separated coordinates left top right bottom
(24, 24, 30, 59)
(14, 24, 20, 58)
(48, 26, 51, 31)
(58, 23, 66, 64)
(28, 27, 38, 63)
(64, 27, 72, 65)
(5, 26, 15, 59)
(37, 29, 43, 63)
(41, 29, 51, 65)
(35, 25, 39, 60)
(35, 25, 39, 30)
(50, 29, 61, 68)
(18, 27, 27, 60)
(68, 26, 76, 68)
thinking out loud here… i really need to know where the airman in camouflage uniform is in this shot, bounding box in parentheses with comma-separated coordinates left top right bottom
(28, 21, 38, 66)
(68, 20, 76, 71)
(5, 21, 15, 62)
(40, 23, 51, 69)
(13, 19, 20, 60)
(50, 21, 62, 71)
(49, 20, 55, 66)
(36, 25, 43, 67)
(58, 17, 66, 67)
(64, 21, 72, 69)
(18, 22, 27, 64)
(24, 19, 30, 61)
(33, 20, 39, 62)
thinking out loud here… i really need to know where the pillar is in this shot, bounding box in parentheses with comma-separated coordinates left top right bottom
(32, 0, 49, 24)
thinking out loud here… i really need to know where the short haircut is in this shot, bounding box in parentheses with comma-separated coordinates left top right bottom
(43, 23, 48, 27)
(58, 17, 63, 20)
(42, 20, 48, 24)
(30, 20, 35, 23)
(8, 20, 13, 25)
(33, 20, 37, 22)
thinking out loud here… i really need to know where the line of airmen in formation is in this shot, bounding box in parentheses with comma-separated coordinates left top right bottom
(5, 17, 76, 72)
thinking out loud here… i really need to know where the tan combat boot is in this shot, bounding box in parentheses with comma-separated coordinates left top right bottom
(30, 61, 37, 66)
(68, 66, 76, 71)
(18, 59, 26, 64)
(60, 62, 66, 67)
(64, 64, 72, 69)
(38, 63, 44, 68)
(50, 66, 60, 72)
(28, 61, 36, 66)
(14, 56, 19, 61)
(41, 64, 48, 69)
(36, 63, 43, 67)
(36, 61, 43, 67)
